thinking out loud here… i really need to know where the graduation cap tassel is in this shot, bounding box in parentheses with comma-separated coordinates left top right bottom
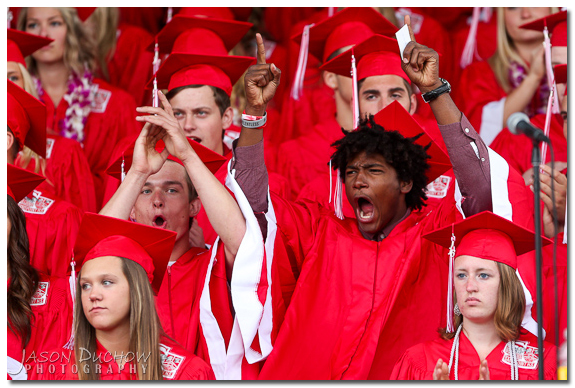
(8, 7, 14, 26)
(334, 169, 344, 220)
(543, 26, 560, 115)
(121, 154, 126, 183)
(328, 7, 336, 17)
(446, 225, 456, 333)
(351, 47, 360, 129)
(328, 159, 333, 204)
(166, 7, 173, 24)
(152, 38, 160, 108)
(460, 7, 482, 69)
(63, 259, 77, 350)
(540, 86, 555, 166)
(290, 24, 313, 101)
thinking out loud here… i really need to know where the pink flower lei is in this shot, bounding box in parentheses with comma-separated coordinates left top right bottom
(34, 70, 95, 143)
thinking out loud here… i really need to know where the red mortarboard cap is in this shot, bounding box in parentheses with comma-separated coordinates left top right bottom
(7, 163, 46, 203)
(7, 29, 53, 67)
(423, 211, 551, 269)
(74, 7, 97, 22)
(106, 137, 227, 181)
(554, 64, 567, 84)
(149, 14, 252, 54)
(178, 7, 235, 20)
(519, 10, 567, 33)
(519, 10, 567, 47)
(373, 101, 452, 184)
(320, 34, 410, 84)
(292, 7, 398, 63)
(74, 213, 177, 293)
(151, 54, 254, 95)
(7, 80, 47, 158)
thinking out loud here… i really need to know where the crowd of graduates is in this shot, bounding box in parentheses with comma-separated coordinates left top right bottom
(6, 6, 567, 380)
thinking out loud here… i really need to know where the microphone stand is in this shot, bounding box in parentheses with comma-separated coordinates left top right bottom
(531, 139, 545, 380)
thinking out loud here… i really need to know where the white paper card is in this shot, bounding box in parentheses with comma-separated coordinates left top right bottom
(395, 24, 411, 58)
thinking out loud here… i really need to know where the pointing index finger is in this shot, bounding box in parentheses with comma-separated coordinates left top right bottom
(404, 14, 416, 42)
(256, 33, 266, 65)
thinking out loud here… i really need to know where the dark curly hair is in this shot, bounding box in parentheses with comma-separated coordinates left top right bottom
(330, 115, 430, 211)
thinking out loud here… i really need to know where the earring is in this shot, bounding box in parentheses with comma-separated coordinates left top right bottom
(454, 303, 461, 316)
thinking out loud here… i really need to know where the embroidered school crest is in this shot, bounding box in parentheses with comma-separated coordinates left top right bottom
(91, 86, 112, 113)
(46, 138, 55, 159)
(18, 190, 55, 215)
(426, 175, 451, 199)
(502, 341, 539, 369)
(30, 282, 49, 306)
(160, 344, 185, 379)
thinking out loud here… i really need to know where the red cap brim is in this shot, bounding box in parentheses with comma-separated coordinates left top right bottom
(291, 7, 397, 63)
(149, 53, 255, 95)
(423, 211, 552, 259)
(7, 163, 46, 203)
(74, 213, 177, 293)
(75, 7, 97, 22)
(7, 29, 53, 66)
(106, 137, 227, 181)
(374, 101, 452, 184)
(519, 10, 567, 33)
(148, 15, 252, 54)
(7, 80, 47, 158)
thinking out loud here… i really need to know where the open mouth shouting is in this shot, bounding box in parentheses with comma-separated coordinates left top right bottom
(355, 196, 375, 223)
(152, 215, 167, 229)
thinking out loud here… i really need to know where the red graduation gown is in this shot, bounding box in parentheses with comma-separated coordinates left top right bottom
(40, 77, 141, 210)
(16, 134, 97, 213)
(28, 336, 215, 380)
(390, 330, 557, 380)
(9, 272, 74, 380)
(19, 182, 83, 277)
(155, 244, 263, 380)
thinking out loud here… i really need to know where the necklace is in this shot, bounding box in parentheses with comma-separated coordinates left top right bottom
(34, 70, 95, 143)
(448, 324, 518, 380)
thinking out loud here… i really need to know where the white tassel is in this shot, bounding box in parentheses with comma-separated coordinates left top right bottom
(446, 229, 456, 333)
(351, 49, 360, 129)
(62, 259, 77, 350)
(166, 7, 173, 24)
(290, 24, 314, 101)
(333, 169, 344, 220)
(328, 160, 333, 204)
(460, 7, 482, 69)
(152, 40, 160, 108)
(121, 155, 126, 183)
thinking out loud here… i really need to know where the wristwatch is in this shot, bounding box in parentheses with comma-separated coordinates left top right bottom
(421, 78, 451, 103)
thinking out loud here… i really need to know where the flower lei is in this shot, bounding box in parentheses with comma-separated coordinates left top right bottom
(34, 70, 95, 143)
(508, 61, 550, 117)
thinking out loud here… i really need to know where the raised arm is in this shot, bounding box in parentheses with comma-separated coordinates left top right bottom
(135, 91, 246, 275)
(401, 15, 492, 216)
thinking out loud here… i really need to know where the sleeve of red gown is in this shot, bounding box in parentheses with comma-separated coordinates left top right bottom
(172, 355, 216, 380)
(389, 345, 431, 380)
(457, 61, 507, 146)
(44, 135, 97, 213)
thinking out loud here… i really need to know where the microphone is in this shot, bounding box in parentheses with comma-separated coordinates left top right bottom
(507, 112, 550, 143)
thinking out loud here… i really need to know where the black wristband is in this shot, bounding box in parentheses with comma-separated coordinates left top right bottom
(421, 78, 451, 103)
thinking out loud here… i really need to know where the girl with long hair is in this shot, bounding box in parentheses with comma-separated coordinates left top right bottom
(18, 7, 141, 210)
(457, 7, 558, 147)
(29, 213, 215, 380)
(7, 164, 74, 380)
(391, 211, 557, 380)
